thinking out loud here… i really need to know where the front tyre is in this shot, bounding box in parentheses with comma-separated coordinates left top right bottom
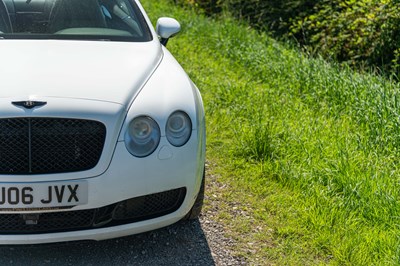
(184, 169, 205, 220)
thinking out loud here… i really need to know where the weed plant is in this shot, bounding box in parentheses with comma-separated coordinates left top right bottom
(144, 1, 400, 264)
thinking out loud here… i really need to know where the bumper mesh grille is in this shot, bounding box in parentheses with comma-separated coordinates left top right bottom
(0, 118, 106, 174)
(0, 188, 186, 234)
(0, 210, 95, 234)
(112, 188, 186, 222)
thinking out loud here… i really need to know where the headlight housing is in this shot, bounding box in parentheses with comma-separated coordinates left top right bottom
(125, 116, 161, 157)
(166, 111, 192, 147)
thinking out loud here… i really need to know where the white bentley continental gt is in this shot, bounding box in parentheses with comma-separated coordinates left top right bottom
(0, 0, 206, 244)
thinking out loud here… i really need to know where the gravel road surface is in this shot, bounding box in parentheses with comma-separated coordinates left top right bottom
(0, 218, 243, 265)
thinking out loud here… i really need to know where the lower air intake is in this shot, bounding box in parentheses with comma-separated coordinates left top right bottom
(0, 188, 186, 234)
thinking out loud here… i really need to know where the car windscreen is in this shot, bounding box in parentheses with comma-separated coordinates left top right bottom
(0, 0, 153, 41)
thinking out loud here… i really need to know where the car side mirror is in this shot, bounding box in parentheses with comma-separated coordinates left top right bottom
(156, 17, 181, 47)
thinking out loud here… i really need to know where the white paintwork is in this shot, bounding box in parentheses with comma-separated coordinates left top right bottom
(0, 0, 206, 243)
(0, 40, 162, 106)
(119, 46, 199, 140)
(156, 17, 181, 39)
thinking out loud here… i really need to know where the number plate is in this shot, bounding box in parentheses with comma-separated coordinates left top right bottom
(0, 181, 88, 210)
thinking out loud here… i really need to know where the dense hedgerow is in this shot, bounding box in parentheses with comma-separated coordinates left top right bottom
(291, 0, 400, 74)
(177, 0, 400, 75)
(175, 0, 317, 34)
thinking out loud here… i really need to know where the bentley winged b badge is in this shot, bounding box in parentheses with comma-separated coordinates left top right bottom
(12, 101, 47, 109)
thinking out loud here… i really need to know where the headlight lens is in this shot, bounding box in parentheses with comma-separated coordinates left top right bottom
(125, 116, 160, 157)
(166, 111, 192, 147)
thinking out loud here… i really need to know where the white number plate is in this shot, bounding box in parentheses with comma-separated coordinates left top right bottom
(0, 181, 88, 210)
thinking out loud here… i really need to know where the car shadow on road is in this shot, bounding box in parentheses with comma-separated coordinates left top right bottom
(0, 219, 215, 265)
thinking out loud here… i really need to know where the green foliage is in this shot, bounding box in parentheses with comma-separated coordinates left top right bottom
(145, 0, 400, 264)
(172, 0, 221, 13)
(178, 0, 319, 34)
(178, 0, 400, 75)
(291, 0, 400, 72)
(223, 0, 318, 34)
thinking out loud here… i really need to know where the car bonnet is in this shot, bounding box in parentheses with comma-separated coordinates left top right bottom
(0, 39, 162, 107)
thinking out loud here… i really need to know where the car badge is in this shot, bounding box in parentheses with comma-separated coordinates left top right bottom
(12, 101, 47, 109)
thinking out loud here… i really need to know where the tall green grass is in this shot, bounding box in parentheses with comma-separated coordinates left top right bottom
(144, 1, 400, 264)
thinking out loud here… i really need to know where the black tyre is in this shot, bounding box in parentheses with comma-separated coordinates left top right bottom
(183, 169, 205, 220)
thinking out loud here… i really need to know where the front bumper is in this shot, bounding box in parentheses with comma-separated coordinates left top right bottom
(0, 210, 186, 245)
(0, 134, 204, 244)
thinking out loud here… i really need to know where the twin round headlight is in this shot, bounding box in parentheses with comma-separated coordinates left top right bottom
(166, 111, 192, 147)
(125, 111, 192, 157)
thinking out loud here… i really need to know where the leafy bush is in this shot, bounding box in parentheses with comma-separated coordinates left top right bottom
(172, 0, 221, 13)
(177, 0, 319, 34)
(291, 0, 400, 73)
(223, 0, 319, 35)
(178, 0, 400, 75)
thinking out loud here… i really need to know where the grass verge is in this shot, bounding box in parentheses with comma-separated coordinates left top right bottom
(143, 1, 400, 265)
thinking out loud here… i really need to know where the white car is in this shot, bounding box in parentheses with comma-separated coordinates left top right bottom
(0, 0, 205, 244)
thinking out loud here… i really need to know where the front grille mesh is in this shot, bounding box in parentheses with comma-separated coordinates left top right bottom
(0, 118, 106, 174)
(0, 188, 186, 234)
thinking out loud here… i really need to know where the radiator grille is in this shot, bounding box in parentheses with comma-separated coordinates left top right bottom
(0, 118, 106, 174)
